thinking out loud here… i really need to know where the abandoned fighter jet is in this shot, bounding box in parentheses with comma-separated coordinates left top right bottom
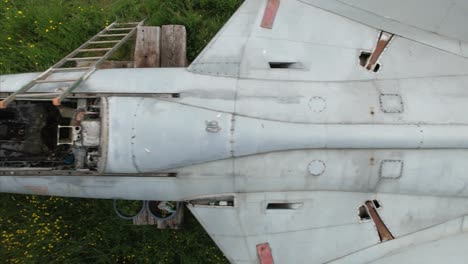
(2, 0, 468, 263)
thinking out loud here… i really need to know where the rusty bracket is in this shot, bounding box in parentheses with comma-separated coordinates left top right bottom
(365, 31, 394, 71)
(365, 201, 394, 242)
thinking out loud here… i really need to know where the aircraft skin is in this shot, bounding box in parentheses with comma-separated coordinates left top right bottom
(2, 0, 468, 263)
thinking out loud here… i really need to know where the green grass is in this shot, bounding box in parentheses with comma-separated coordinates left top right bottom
(0, 0, 242, 73)
(0, 195, 227, 263)
(0, 0, 243, 263)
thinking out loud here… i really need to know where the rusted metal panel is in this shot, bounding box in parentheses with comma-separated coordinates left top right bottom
(134, 26, 161, 68)
(261, 0, 280, 29)
(257, 243, 274, 264)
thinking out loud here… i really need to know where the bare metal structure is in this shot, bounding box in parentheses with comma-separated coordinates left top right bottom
(2, 0, 468, 263)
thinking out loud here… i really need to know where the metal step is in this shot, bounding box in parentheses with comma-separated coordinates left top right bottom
(51, 67, 91, 72)
(88, 40, 120, 44)
(78, 48, 112, 52)
(108, 28, 133, 31)
(115, 22, 140, 25)
(35, 79, 78, 84)
(99, 34, 127, 37)
(66, 57, 102, 61)
(15, 92, 61, 98)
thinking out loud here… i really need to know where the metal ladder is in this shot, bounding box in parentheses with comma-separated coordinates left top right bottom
(0, 20, 144, 108)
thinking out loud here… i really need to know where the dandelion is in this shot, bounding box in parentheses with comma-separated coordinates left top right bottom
(17, 10, 22, 15)
(49, 20, 53, 23)
(45, 29, 49, 33)
(7, 37, 11, 40)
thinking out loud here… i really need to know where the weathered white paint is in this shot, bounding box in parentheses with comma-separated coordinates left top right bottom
(2, 0, 468, 263)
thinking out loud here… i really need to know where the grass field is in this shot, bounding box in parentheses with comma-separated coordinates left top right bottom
(0, 0, 241, 73)
(0, 0, 242, 263)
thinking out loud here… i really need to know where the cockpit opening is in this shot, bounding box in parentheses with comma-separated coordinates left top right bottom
(0, 98, 101, 175)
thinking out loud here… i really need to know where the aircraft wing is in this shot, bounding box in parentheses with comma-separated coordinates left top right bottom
(188, 192, 468, 263)
(188, 0, 468, 81)
(301, 0, 468, 58)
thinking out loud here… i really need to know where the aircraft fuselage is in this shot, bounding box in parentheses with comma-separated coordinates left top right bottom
(1, 68, 468, 201)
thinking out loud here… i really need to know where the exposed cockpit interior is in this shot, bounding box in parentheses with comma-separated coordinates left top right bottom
(0, 99, 101, 175)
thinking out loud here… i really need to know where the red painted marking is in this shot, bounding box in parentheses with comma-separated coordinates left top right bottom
(261, 0, 280, 29)
(256, 243, 274, 264)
